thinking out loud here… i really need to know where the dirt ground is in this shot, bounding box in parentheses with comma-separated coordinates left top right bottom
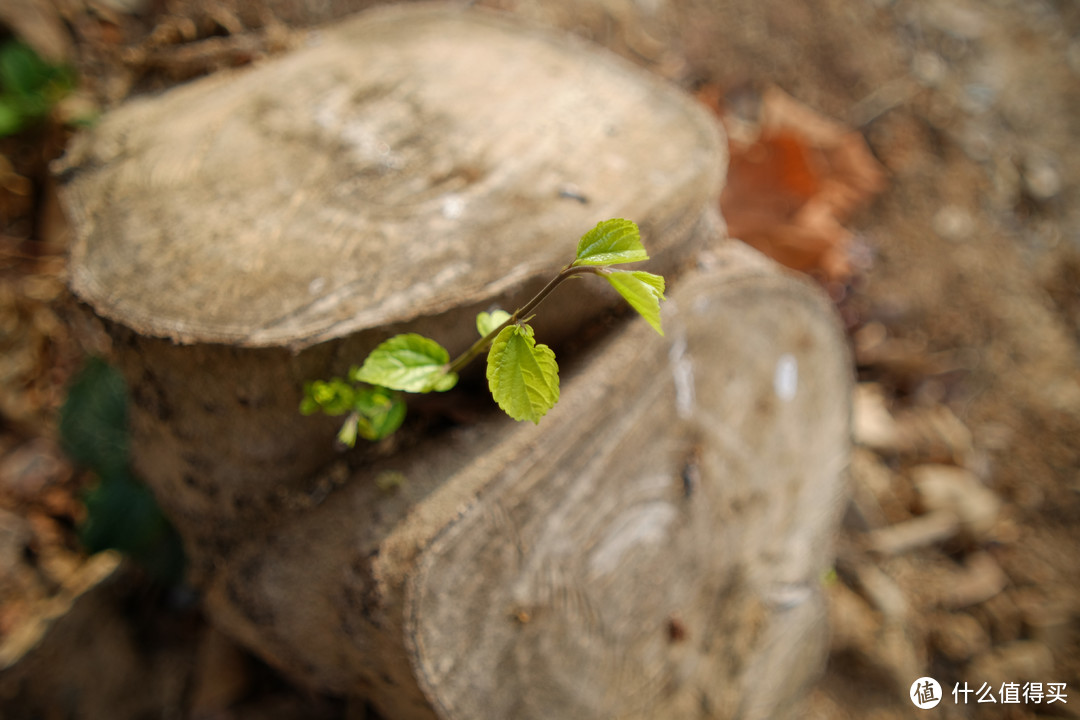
(0, 0, 1077, 718)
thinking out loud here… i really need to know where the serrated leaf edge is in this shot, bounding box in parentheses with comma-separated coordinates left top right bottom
(486, 325, 560, 423)
(573, 218, 649, 267)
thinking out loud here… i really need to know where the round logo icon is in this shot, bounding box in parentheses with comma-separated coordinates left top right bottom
(910, 677, 943, 709)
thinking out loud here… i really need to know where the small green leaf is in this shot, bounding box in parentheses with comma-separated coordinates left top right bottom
(353, 384, 393, 416)
(301, 379, 356, 416)
(61, 357, 185, 584)
(486, 323, 560, 423)
(80, 470, 186, 585)
(337, 414, 360, 447)
(354, 386, 407, 441)
(0, 41, 75, 137)
(572, 218, 648, 267)
(346, 365, 364, 384)
(606, 270, 666, 336)
(476, 309, 511, 338)
(59, 357, 129, 480)
(304, 380, 407, 444)
(0, 102, 22, 136)
(354, 333, 458, 393)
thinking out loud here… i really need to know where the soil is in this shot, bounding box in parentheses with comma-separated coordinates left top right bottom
(0, 1, 1077, 718)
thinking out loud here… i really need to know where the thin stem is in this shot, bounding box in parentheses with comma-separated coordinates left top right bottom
(444, 264, 606, 375)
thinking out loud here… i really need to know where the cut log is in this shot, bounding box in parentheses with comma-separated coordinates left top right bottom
(57, 4, 851, 718)
(205, 243, 851, 719)
(55, 4, 724, 576)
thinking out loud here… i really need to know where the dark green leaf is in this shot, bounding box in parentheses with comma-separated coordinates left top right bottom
(80, 471, 185, 585)
(59, 357, 129, 479)
(0, 41, 75, 137)
(61, 357, 185, 584)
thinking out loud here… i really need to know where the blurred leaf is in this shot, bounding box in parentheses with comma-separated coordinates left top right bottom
(704, 85, 886, 281)
(335, 386, 408, 447)
(476, 309, 511, 338)
(0, 40, 75, 136)
(354, 386, 406, 440)
(80, 470, 185, 584)
(336, 413, 360, 447)
(60, 357, 185, 585)
(0, 102, 22, 135)
(301, 378, 357, 416)
(59, 357, 129, 480)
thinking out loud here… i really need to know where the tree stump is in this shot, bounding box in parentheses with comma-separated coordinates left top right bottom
(58, 5, 851, 718)
(56, 4, 722, 575)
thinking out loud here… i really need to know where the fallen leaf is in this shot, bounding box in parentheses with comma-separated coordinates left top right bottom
(703, 85, 886, 282)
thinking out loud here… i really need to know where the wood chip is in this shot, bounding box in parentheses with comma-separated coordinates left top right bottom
(937, 551, 1009, 609)
(853, 563, 908, 623)
(853, 383, 902, 452)
(928, 610, 990, 663)
(913, 464, 1001, 542)
(967, 641, 1055, 688)
(867, 510, 960, 556)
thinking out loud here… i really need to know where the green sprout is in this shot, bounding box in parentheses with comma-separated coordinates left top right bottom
(302, 218, 665, 445)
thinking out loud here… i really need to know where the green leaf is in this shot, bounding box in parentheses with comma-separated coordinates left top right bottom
(316, 385, 407, 447)
(337, 414, 360, 447)
(59, 357, 129, 480)
(0, 42, 74, 99)
(354, 386, 407, 441)
(572, 218, 648, 267)
(353, 333, 458, 393)
(0, 102, 22, 136)
(346, 364, 364, 384)
(486, 323, 560, 423)
(80, 471, 185, 585)
(0, 41, 75, 137)
(301, 378, 356, 416)
(476, 309, 511, 338)
(606, 270, 666, 336)
(60, 357, 185, 585)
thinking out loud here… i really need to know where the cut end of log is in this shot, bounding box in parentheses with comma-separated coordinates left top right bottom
(58, 4, 724, 349)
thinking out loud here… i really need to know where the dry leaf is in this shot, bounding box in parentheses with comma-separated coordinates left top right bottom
(704, 85, 886, 282)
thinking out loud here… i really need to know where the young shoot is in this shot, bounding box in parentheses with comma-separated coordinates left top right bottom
(301, 218, 666, 445)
